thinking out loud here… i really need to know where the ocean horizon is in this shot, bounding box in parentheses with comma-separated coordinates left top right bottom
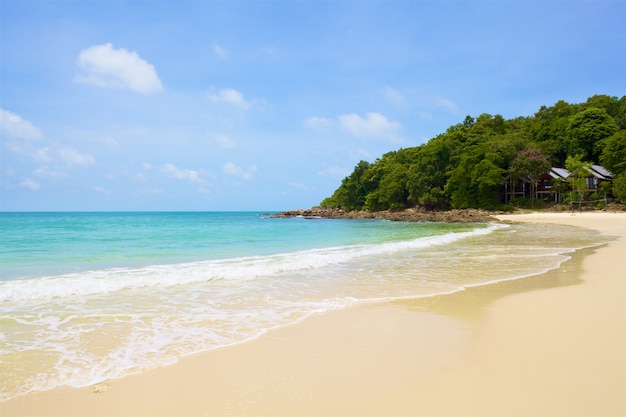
(0, 211, 612, 401)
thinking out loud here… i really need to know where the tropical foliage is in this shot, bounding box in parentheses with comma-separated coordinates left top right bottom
(321, 95, 626, 210)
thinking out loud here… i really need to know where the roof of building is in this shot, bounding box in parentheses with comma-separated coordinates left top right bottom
(504, 165, 613, 183)
(589, 165, 614, 180)
(550, 167, 570, 180)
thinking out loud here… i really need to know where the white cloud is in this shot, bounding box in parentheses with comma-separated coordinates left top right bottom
(349, 149, 373, 160)
(261, 45, 277, 56)
(436, 98, 460, 114)
(338, 112, 402, 142)
(207, 88, 250, 109)
(138, 187, 163, 195)
(383, 86, 405, 107)
(0, 109, 42, 140)
(58, 147, 95, 166)
(133, 172, 148, 182)
(213, 44, 228, 58)
(198, 187, 214, 195)
(34, 147, 52, 162)
(34, 166, 68, 179)
(75, 43, 163, 95)
(223, 162, 257, 180)
(19, 178, 41, 190)
(6, 138, 96, 170)
(304, 116, 333, 130)
(162, 163, 204, 183)
(142, 162, 153, 170)
(317, 165, 350, 179)
(92, 185, 113, 195)
(5, 142, 52, 162)
(102, 136, 120, 148)
(208, 132, 235, 149)
(288, 181, 308, 190)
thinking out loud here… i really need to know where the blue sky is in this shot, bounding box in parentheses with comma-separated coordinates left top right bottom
(1, 1, 624, 211)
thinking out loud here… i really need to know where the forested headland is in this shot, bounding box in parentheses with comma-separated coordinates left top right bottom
(320, 95, 626, 211)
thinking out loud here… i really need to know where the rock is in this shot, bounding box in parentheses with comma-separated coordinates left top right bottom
(271, 207, 497, 223)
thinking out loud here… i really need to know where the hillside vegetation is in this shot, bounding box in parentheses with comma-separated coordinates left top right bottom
(321, 95, 626, 211)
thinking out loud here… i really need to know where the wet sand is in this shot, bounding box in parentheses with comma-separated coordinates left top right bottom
(2, 212, 624, 416)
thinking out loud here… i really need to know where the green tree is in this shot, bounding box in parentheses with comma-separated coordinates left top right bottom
(407, 136, 458, 209)
(566, 155, 592, 207)
(473, 159, 505, 192)
(584, 95, 626, 129)
(600, 130, 626, 175)
(612, 173, 626, 203)
(567, 107, 619, 162)
(509, 148, 551, 206)
(532, 100, 577, 165)
(365, 162, 409, 210)
(445, 146, 504, 209)
(321, 160, 371, 209)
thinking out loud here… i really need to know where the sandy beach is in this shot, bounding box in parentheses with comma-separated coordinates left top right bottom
(2, 212, 625, 417)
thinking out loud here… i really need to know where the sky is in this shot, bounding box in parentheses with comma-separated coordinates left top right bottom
(1, 1, 624, 211)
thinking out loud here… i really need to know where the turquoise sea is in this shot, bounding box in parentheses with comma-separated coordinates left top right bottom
(0, 212, 612, 401)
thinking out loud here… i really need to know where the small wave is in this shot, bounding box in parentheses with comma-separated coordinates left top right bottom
(0, 224, 503, 303)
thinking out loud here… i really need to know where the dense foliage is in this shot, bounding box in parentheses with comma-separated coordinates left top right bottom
(321, 95, 626, 210)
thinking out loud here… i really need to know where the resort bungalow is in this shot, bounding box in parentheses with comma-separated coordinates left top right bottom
(577, 165, 614, 192)
(503, 164, 614, 204)
(503, 167, 570, 203)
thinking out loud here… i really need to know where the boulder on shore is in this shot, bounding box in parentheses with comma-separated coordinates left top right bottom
(270, 207, 497, 223)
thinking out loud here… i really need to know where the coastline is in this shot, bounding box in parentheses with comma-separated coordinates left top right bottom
(2, 212, 624, 416)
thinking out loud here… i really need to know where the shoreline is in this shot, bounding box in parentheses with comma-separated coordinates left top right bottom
(272, 206, 625, 223)
(2, 212, 624, 416)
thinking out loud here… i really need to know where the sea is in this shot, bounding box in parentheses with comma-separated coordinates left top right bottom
(0, 211, 613, 401)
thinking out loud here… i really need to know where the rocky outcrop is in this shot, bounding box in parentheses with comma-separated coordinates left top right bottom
(270, 207, 498, 223)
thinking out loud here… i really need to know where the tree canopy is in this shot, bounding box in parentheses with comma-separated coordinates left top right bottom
(321, 95, 626, 210)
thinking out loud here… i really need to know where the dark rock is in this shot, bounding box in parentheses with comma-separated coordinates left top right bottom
(271, 207, 497, 223)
